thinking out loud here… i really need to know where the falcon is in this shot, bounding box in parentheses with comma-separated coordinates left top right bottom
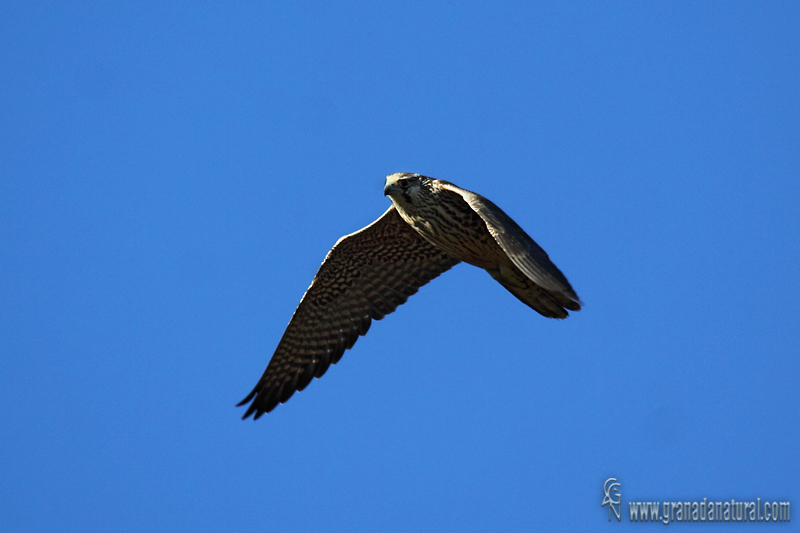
(238, 173, 581, 419)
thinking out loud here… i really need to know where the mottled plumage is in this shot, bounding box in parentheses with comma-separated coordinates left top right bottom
(239, 173, 580, 419)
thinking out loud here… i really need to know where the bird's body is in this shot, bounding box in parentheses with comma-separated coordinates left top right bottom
(386, 175, 580, 318)
(238, 173, 580, 419)
(389, 178, 501, 269)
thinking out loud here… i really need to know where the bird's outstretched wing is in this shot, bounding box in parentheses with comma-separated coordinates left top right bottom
(238, 206, 460, 419)
(439, 182, 581, 312)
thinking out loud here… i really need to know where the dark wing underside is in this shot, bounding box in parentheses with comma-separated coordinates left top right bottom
(440, 182, 581, 312)
(238, 206, 460, 419)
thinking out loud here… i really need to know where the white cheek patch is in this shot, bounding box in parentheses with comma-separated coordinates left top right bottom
(388, 194, 410, 213)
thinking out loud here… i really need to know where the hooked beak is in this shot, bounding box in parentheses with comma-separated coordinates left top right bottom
(384, 180, 401, 196)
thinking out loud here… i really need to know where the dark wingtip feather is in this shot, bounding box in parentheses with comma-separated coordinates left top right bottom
(241, 400, 258, 420)
(237, 388, 257, 408)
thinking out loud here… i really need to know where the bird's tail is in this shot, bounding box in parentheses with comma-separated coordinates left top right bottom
(487, 265, 581, 319)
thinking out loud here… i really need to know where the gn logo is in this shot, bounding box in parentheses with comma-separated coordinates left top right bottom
(602, 478, 622, 522)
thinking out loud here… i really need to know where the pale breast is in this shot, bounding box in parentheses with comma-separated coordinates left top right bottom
(401, 189, 503, 270)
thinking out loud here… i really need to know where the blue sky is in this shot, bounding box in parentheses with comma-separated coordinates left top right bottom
(1, 2, 798, 531)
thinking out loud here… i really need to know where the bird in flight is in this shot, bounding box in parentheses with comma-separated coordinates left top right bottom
(238, 173, 581, 419)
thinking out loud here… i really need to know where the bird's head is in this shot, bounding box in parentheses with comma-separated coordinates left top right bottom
(384, 173, 427, 207)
